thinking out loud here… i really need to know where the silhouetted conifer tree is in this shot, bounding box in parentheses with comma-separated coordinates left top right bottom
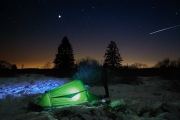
(12, 64, 17, 69)
(104, 41, 123, 68)
(53, 36, 75, 70)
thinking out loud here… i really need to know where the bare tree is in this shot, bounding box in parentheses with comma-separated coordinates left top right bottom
(177, 57, 180, 68)
(130, 63, 148, 69)
(154, 58, 170, 68)
(0, 60, 13, 69)
(169, 60, 177, 68)
(42, 62, 52, 69)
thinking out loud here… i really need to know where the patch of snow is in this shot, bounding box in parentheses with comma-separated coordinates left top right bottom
(0, 75, 180, 120)
(0, 74, 70, 99)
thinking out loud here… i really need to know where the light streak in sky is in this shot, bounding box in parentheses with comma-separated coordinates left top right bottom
(150, 25, 180, 34)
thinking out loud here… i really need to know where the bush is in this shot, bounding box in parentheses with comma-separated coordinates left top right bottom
(73, 57, 102, 85)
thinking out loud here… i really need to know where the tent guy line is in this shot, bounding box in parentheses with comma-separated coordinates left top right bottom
(149, 25, 180, 34)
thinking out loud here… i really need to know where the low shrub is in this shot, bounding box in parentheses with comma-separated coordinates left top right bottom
(73, 57, 102, 85)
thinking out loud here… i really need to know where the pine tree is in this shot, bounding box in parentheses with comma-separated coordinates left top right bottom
(53, 36, 75, 70)
(12, 64, 17, 69)
(104, 41, 123, 67)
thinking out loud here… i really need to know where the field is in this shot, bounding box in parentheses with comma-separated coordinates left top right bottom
(0, 74, 180, 120)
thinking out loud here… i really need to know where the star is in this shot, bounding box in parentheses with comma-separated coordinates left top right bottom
(58, 15, 61, 18)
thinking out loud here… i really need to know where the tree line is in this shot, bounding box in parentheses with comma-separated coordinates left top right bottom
(1, 36, 180, 71)
(0, 60, 17, 69)
(0, 36, 123, 71)
(53, 36, 180, 70)
(154, 58, 180, 68)
(53, 36, 123, 71)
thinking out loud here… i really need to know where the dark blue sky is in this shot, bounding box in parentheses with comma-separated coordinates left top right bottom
(0, 0, 180, 68)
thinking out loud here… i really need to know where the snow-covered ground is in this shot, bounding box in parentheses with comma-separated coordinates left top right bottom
(0, 74, 180, 120)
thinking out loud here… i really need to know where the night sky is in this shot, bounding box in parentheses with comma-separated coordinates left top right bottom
(1, 0, 180, 68)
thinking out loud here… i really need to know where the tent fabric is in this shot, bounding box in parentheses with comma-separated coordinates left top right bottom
(36, 80, 100, 108)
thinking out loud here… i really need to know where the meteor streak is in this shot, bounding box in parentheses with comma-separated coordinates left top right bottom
(150, 25, 180, 34)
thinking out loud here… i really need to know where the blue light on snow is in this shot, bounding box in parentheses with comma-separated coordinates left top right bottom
(0, 76, 68, 99)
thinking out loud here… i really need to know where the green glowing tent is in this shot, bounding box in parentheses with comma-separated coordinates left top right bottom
(36, 80, 100, 108)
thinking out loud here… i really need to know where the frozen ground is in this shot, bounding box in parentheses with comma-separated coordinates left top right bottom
(0, 74, 180, 120)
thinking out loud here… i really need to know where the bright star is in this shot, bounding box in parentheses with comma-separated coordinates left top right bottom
(58, 15, 61, 18)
